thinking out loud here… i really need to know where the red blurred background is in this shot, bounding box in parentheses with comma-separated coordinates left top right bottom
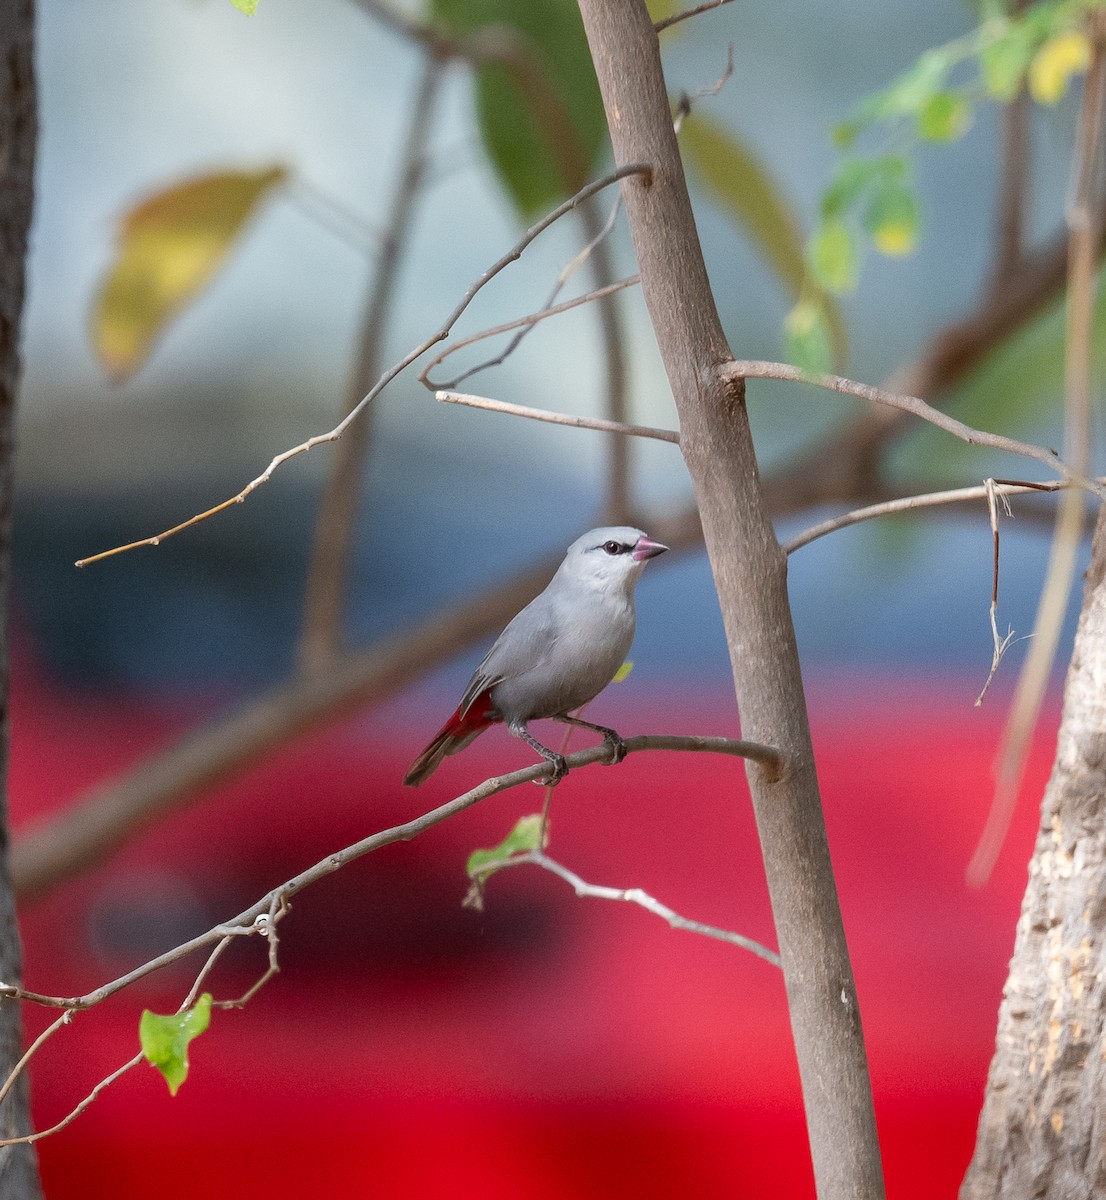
(11, 648, 1051, 1199)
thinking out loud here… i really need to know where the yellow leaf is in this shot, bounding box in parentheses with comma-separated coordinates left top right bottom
(92, 165, 288, 382)
(872, 221, 916, 257)
(1029, 30, 1091, 105)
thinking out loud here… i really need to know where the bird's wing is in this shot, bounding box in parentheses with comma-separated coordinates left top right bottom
(457, 593, 560, 717)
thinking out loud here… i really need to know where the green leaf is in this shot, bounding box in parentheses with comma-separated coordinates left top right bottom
(139, 994, 213, 1097)
(917, 91, 972, 141)
(785, 299, 833, 377)
(467, 815, 544, 879)
(229, 0, 258, 11)
(837, 46, 954, 145)
(821, 153, 907, 219)
(681, 113, 847, 361)
(92, 165, 288, 382)
(612, 660, 634, 683)
(808, 220, 859, 295)
(980, 17, 1037, 100)
(865, 181, 919, 257)
(431, 0, 606, 217)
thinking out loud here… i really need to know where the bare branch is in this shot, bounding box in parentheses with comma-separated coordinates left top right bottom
(5, 733, 778, 1012)
(471, 848, 781, 967)
(0, 1054, 144, 1148)
(975, 479, 1017, 707)
(419, 276, 641, 391)
(654, 0, 735, 34)
(437, 390, 680, 444)
(73, 163, 652, 569)
(723, 359, 1104, 499)
(781, 478, 1067, 555)
(672, 45, 735, 133)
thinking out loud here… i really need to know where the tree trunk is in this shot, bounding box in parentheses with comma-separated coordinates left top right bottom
(574, 2, 884, 1196)
(962, 503, 1106, 1199)
(0, 2, 44, 1196)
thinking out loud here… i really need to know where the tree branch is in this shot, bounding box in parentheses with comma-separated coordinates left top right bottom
(574, 2, 884, 1195)
(471, 848, 782, 966)
(6, 733, 778, 1011)
(723, 359, 1103, 499)
(436, 390, 679, 443)
(72, 163, 652, 569)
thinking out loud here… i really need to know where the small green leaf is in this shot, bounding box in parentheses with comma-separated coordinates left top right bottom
(785, 299, 833, 377)
(865, 182, 919, 258)
(228, 0, 258, 12)
(467, 815, 543, 879)
(140, 994, 213, 1097)
(884, 47, 955, 115)
(980, 18, 1036, 100)
(612, 660, 634, 683)
(808, 220, 859, 295)
(917, 91, 972, 141)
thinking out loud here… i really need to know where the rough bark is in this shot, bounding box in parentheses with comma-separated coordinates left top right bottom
(0, 1, 43, 1195)
(575, 2, 884, 1196)
(962, 504, 1106, 1199)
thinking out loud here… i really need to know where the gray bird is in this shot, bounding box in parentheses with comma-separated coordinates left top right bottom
(403, 526, 668, 786)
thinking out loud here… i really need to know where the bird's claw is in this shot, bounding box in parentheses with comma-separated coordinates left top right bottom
(603, 733, 627, 766)
(534, 753, 567, 786)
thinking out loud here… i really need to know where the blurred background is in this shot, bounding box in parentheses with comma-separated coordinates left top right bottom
(10, 0, 1097, 1195)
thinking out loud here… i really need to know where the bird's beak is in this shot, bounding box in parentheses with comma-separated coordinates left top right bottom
(631, 536, 668, 562)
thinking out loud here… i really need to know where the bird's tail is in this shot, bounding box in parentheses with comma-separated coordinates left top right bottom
(403, 693, 498, 787)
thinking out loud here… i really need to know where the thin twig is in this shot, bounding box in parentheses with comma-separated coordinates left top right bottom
(3, 734, 779, 1011)
(0, 1012, 71, 1111)
(74, 163, 652, 568)
(781, 478, 1067, 555)
(436, 391, 680, 444)
(474, 849, 781, 967)
(975, 479, 1017, 707)
(654, 0, 735, 34)
(419, 276, 641, 390)
(672, 46, 735, 133)
(722, 359, 1104, 499)
(0, 1054, 144, 1148)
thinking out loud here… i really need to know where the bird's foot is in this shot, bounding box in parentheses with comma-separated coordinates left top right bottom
(602, 731, 627, 766)
(534, 752, 567, 786)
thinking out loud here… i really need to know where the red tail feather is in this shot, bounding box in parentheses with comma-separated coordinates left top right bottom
(403, 689, 500, 787)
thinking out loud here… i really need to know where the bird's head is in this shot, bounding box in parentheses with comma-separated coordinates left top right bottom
(559, 526, 668, 594)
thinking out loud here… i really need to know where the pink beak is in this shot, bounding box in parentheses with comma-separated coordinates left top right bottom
(631, 535, 668, 562)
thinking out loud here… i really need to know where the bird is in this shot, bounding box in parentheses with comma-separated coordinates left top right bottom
(403, 526, 668, 787)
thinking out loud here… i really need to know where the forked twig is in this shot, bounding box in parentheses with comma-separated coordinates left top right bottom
(471, 849, 781, 967)
(975, 479, 1017, 707)
(74, 163, 652, 568)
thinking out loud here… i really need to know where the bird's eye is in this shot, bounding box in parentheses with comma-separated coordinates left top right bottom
(603, 540, 623, 555)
